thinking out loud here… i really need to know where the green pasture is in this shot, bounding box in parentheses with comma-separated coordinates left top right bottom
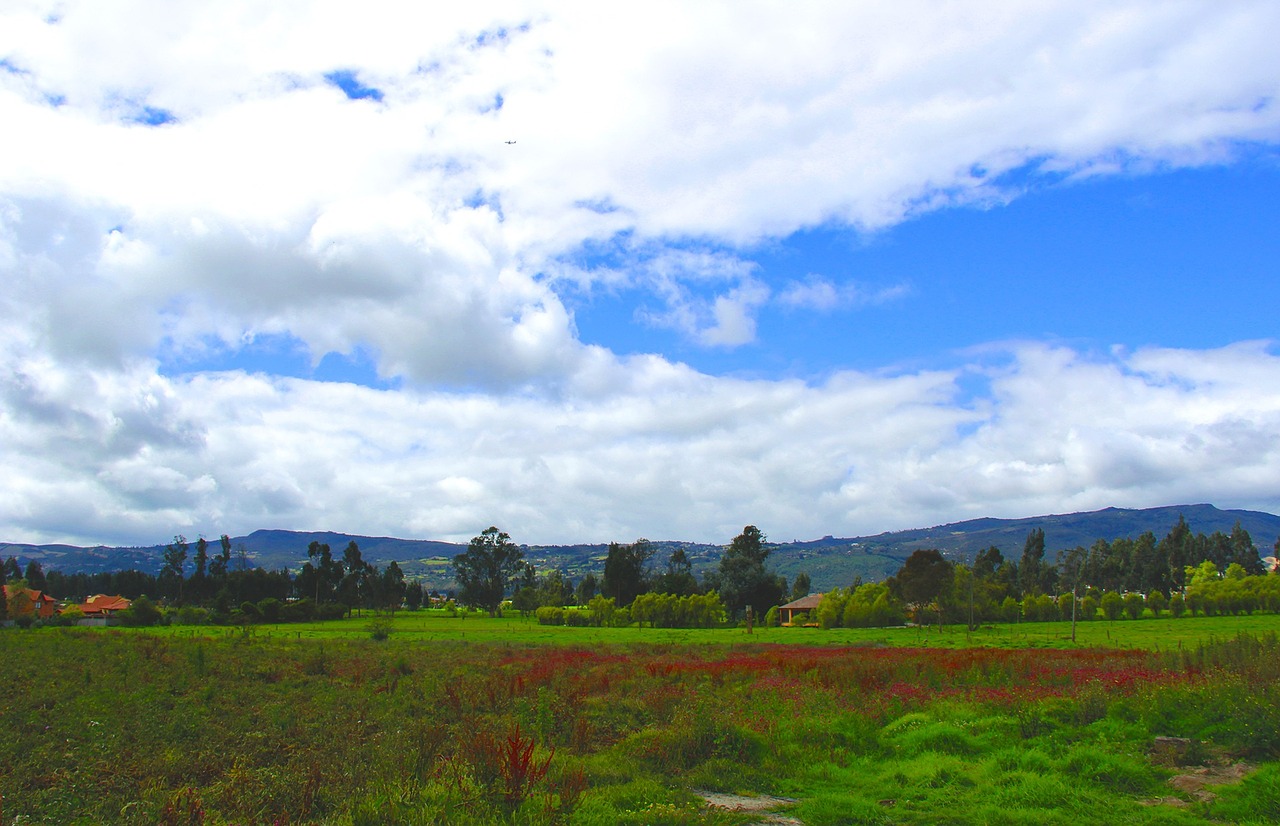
(137, 609, 1280, 652)
(3, 622, 1280, 824)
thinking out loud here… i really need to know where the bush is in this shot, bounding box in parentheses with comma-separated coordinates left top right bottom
(536, 606, 565, 626)
(174, 605, 212, 626)
(122, 595, 163, 627)
(367, 615, 393, 641)
(1122, 593, 1145, 620)
(48, 606, 83, 627)
(258, 598, 282, 623)
(281, 598, 316, 622)
(1079, 596, 1099, 621)
(1100, 592, 1123, 621)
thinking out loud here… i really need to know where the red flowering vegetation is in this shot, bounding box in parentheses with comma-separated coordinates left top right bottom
(504, 644, 1195, 727)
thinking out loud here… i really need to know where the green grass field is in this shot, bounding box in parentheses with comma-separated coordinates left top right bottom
(149, 608, 1280, 652)
(4, 615, 1280, 824)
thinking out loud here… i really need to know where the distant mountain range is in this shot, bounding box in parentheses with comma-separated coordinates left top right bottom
(3, 503, 1277, 593)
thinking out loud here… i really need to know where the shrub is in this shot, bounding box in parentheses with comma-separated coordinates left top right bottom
(536, 606, 565, 626)
(1100, 592, 1123, 621)
(1078, 595, 1099, 621)
(1057, 594, 1074, 621)
(174, 605, 212, 626)
(257, 597, 282, 623)
(281, 598, 316, 622)
(239, 601, 262, 623)
(367, 615, 393, 641)
(49, 605, 83, 627)
(1122, 593, 1145, 620)
(122, 595, 163, 627)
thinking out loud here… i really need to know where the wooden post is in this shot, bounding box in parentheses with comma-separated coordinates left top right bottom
(746, 605, 753, 635)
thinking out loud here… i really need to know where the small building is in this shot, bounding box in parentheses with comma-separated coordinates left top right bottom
(78, 594, 132, 620)
(3, 584, 58, 620)
(778, 593, 824, 626)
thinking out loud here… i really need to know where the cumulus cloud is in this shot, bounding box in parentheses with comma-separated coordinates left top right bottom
(1, 3, 1279, 545)
(2, 340, 1278, 547)
(3, 2, 1278, 378)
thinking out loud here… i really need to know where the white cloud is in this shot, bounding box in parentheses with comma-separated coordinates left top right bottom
(778, 277, 911, 312)
(2, 2, 1276, 379)
(1, 3, 1279, 545)
(1, 340, 1278, 547)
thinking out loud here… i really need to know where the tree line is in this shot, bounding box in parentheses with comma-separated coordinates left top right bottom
(6, 513, 1275, 630)
(452, 524, 805, 626)
(811, 516, 1279, 629)
(2, 534, 431, 627)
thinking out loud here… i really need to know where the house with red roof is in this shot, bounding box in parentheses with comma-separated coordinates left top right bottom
(78, 594, 132, 622)
(3, 584, 58, 620)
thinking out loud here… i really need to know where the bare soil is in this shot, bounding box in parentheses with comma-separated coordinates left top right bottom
(697, 790, 803, 825)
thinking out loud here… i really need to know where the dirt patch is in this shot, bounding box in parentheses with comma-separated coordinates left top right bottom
(697, 790, 803, 825)
(1140, 736, 1257, 807)
(1140, 749, 1255, 807)
(1165, 762, 1254, 803)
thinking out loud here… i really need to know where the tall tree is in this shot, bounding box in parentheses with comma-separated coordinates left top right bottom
(535, 569, 574, 608)
(338, 541, 373, 614)
(0, 558, 8, 621)
(652, 547, 699, 596)
(1158, 515, 1193, 591)
(575, 572, 598, 605)
(380, 561, 406, 611)
(189, 536, 210, 602)
(602, 539, 654, 606)
(1129, 531, 1167, 595)
(717, 526, 786, 621)
(973, 546, 1004, 580)
(404, 580, 425, 611)
(452, 527, 524, 616)
(889, 549, 954, 616)
(511, 562, 540, 616)
(789, 572, 812, 602)
(193, 536, 209, 579)
(210, 534, 232, 582)
(1205, 531, 1233, 571)
(23, 560, 47, 593)
(161, 535, 189, 601)
(1229, 522, 1263, 575)
(1018, 528, 1054, 596)
(302, 541, 342, 603)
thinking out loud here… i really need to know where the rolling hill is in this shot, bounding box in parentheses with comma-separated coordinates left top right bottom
(3, 503, 1277, 593)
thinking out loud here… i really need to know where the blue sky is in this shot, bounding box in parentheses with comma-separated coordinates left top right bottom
(1, 2, 1279, 548)
(568, 161, 1280, 378)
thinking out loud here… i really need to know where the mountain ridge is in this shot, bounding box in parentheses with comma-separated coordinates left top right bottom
(3, 503, 1277, 592)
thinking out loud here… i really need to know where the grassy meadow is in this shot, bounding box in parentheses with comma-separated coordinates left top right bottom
(149, 608, 1280, 651)
(3, 615, 1280, 824)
